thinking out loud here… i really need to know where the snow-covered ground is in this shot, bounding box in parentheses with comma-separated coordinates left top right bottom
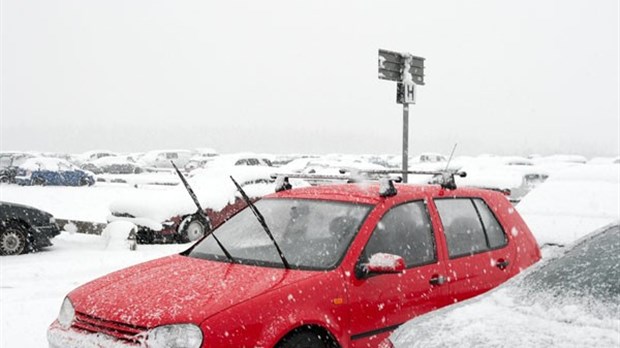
(0, 159, 618, 347)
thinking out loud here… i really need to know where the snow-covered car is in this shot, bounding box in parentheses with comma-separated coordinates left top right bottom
(138, 150, 193, 170)
(107, 166, 278, 243)
(81, 155, 144, 174)
(455, 161, 549, 203)
(72, 150, 117, 165)
(0, 201, 61, 255)
(387, 222, 620, 347)
(14, 157, 95, 186)
(0, 152, 35, 183)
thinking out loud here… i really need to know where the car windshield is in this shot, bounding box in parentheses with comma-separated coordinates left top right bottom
(517, 225, 620, 316)
(188, 198, 372, 270)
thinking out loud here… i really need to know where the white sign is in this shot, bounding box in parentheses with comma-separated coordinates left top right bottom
(397, 82, 416, 104)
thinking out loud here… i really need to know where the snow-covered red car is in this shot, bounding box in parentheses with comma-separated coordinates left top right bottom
(107, 166, 277, 243)
(48, 178, 541, 348)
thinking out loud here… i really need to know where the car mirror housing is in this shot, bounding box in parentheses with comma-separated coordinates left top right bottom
(360, 253, 406, 277)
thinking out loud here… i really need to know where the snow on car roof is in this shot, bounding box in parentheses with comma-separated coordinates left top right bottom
(19, 157, 78, 171)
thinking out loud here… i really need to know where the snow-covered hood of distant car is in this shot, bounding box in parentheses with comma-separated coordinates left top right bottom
(68, 255, 320, 328)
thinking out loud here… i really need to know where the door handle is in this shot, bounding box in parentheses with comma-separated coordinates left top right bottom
(429, 275, 446, 286)
(496, 259, 510, 270)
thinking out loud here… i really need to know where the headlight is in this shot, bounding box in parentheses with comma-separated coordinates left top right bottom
(147, 324, 203, 348)
(57, 297, 75, 329)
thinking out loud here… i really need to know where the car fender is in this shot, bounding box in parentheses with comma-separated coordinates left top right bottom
(200, 270, 348, 347)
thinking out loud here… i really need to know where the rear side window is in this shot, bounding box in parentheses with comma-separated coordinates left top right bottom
(363, 201, 436, 267)
(435, 198, 508, 258)
(473, 199, 507, 249)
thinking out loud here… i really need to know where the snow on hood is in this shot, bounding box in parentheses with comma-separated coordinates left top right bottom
(109, 167, 275, 221)
(69, 255, 320, 328)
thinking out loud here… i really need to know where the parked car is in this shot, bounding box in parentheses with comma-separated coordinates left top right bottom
(14, 157, 95, 186)
(138, 150, 193, 170)
(107, 166, 277, 243)
(81, 155, 144, 175)
(0, 201, 61, 255)
(72, 150, 118, 165)
(48, 178, 540, 348)
(387, 223, 619, 347)
(0, 152, 35, 183)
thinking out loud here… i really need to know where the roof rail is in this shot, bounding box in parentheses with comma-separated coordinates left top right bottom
(271, 169, 466, 196)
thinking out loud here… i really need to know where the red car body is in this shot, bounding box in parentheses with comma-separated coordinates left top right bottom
(48, 183, 541, 348)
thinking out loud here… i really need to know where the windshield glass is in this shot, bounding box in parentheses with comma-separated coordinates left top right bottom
(189, 198, 372, 270)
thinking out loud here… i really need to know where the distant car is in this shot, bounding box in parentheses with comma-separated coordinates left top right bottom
(72, 150, 117, 165)
(0, 201, 61, 255)
(138, 150, 193, 170)
(81, 155, 144, 175)
(0, 152, 35, 183)
(49, 179, 540, 348)
(387, 223, 620, 347)
(107, 167, 277, 244)
(15, 157, 95, 186)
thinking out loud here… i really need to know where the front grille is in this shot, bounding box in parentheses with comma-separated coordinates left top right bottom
(73, 311, 147, 345)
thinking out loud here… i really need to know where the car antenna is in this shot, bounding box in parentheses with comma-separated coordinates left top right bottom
(444, 143, 458, 171)
(230, 175, 291, 269)
(171, 161, 234, 262)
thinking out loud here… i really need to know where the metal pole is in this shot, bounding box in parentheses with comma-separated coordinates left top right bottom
(402, 104, 409, 183)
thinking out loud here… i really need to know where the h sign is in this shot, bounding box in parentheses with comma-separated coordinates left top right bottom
(397, 82, 416, 104)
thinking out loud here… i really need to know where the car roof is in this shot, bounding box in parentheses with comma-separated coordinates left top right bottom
(265, 182, 499, 205)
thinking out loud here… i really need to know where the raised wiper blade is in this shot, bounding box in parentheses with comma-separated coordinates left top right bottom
(171, 161, 234, 262)
(230, 176, 290, 269)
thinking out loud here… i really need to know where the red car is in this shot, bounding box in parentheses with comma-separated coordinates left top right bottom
(48, 181, 540, 348)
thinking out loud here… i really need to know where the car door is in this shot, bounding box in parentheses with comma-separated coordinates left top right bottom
(431, 197, 515, 302)
(347, 200, 450, 347)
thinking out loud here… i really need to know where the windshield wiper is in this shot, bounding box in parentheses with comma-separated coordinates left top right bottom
(230, 176, 290, 269)
(171, 161, 234, 262)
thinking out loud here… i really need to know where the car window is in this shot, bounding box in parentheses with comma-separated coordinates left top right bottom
(473, 199, 507, 249)
(434, 198, 488, 258)
(235, 159, 249, 166)
(166, 153, 178, 159)
(363, 201, 436, 267)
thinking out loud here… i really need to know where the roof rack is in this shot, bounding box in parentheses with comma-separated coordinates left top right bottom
(271, 169, 467, 197)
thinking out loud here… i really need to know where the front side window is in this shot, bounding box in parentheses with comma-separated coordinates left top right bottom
(189, 199, 372, 270)
(166, 153, 179, 159)
(363, 201, 436, 267)
(434, 198, 508, 258)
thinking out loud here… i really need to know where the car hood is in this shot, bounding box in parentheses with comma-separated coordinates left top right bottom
(69, 255, 320, 328)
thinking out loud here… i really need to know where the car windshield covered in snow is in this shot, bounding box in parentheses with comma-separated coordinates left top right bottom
(188, 198, 371, 270)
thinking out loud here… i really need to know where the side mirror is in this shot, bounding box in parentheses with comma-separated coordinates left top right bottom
(357, 253, 405, 278)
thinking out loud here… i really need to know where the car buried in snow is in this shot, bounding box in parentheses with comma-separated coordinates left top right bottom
(14, 157, 95, 186)
(386, 223, 620, 347)
(48, 173, 541, 348)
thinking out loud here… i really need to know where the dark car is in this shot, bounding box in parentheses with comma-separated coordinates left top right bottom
(15, 157, 95, 186)
(387, 223, 620, 347)
(0, 201, 61, 255)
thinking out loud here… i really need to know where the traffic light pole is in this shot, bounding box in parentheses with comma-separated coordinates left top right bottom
(402, 104, 409, 183)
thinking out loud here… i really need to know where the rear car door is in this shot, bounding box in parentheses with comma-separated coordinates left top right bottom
(431, 197, 515, 302)
(347, 200, 449, 347)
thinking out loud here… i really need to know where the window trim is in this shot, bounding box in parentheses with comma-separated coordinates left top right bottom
(360, 199, 438, 269)
(434, 197, 510, 260)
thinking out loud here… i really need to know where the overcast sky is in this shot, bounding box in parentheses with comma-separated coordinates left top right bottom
(1, 0, 618, 157)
